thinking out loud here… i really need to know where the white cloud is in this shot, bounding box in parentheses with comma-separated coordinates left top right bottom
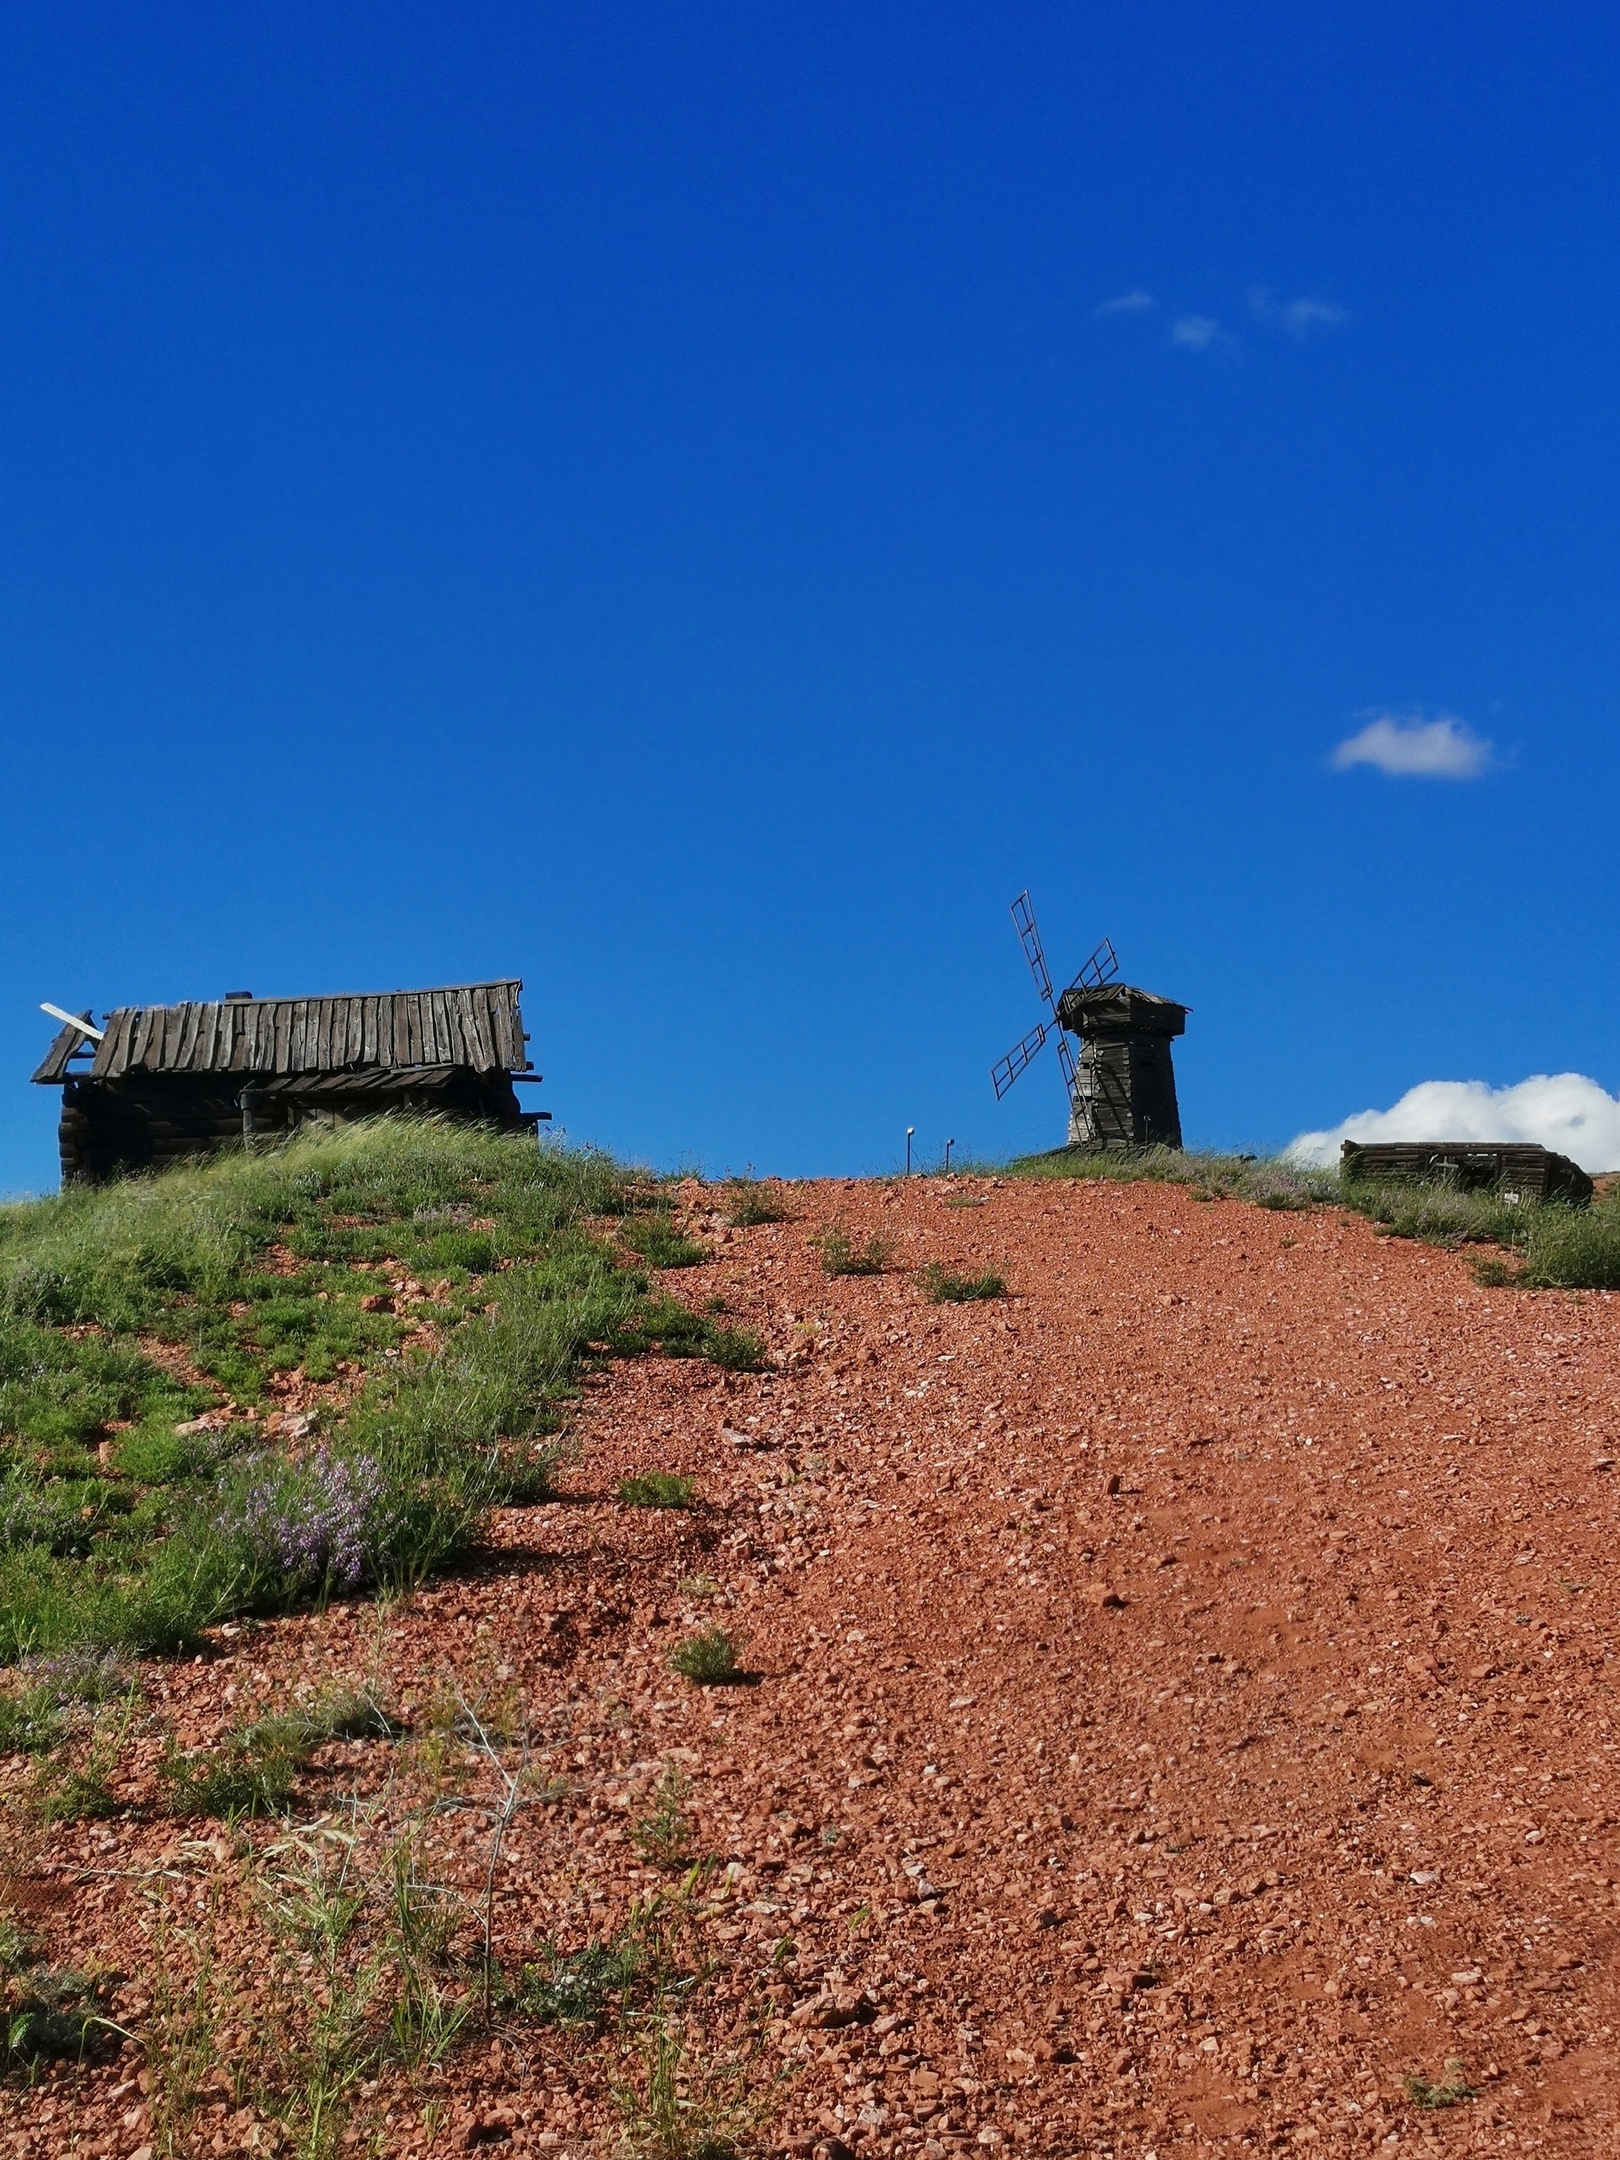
(1250, 287, 1350, 338)
(1098, 290, 1155, 315)
(1287, 1075, 1620, 1174)
(1331, 712, 1494, 780)
(1282, 297, 1348, 337)
(1171, 314, 1223, 351)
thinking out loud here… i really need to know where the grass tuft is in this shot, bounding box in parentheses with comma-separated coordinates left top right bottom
(816, 1225, 890, 1277)
(669, 1627, 742, 1686)
(622, 1212, 709, 1270)
(0, 1921, 113, 2070)
(1404, 2060, 1477, 2109)
(520, 1936, 642, 2027)
(722, 1180, 787, 1228)
(919, 1262, 1006, 1303)
(632, 1763, 697, 1869)
(618, 1472, 698, 1510)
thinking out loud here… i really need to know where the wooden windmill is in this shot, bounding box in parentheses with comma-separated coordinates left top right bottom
(991, 892, 1187, 1150)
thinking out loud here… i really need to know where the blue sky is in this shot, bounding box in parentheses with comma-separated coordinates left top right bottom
(4, 4, 1619, 1191)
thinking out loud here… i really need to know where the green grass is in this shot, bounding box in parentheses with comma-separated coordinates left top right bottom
(609, 1296, 766, 1370)
(0, 1119, 748, 1667)
(1, 1920, 113, 2072)
(1340, 1176, 1620, 1289)
(618, 1472, 698, 1509)
(519, 1936, 643, 2026)
(919, 1262, 1006, 1303)
(1007, 1143, 1330, 1210)
(722, 1180, 788, 1228)
(669, 1627, 742, 1685)
(161, 1687, 404, 1819)
(621, 1212, 709, 1269)
(631, 1763, 696, 1869)
(1404, 2060, 1476, 2109)
(816, 1225, 890, 1277)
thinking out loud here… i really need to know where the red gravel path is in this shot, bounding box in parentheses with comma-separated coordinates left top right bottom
(7, 1174, 1620, 2158)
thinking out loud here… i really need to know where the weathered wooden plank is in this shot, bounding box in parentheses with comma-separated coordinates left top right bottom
(103, 1008, 137, 1078)
(430, 989, 453, 1065)
(465, 986, 494, 1070)
(176, 1003, 203, 1071)
(361, 997, 379, 1066)
(445, 990, 471, 1066)
(478, 985, 501, 1068)
(29, 1019, 87, 1085)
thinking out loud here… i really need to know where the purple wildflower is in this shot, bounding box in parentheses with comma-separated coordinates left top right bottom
(222, 1448, 387, 1591)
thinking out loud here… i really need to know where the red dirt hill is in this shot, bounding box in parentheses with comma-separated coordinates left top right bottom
(9, 1173, 1620, 2157)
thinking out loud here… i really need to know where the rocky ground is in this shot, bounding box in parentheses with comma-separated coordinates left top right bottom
(6, 1172, 1620, 2158)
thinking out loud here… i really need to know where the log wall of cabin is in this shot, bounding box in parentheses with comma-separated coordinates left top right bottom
(59, 1072, 535, 1183)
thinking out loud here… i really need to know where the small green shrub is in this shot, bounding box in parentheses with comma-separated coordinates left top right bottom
(618, 1472, 697, 1510)
(1404, 2061, 1476, 2109)
(520, 1936, 641, 2027)
(1, 1927, 110, 2070)
(161, 1708, 317, 1819)
(632, 1764, 695, 1870)
(0, 1685, 63, 1755)
(489, 1439, 567, 1506)
(1518, 1200, 1620, 1290)
(316, 1687, 406, 1742)
(669, 1627, 741, 1686)
(723, 1181, 787, 1228)
(705, 1325, 767, 1372)
(622, 1215, 708, 1270)
(919, 1263, 1006, 1303)
(817, 1226, 889, 1277)
(33, 1710, 129, 1823)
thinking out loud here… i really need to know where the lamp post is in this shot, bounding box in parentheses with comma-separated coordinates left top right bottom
(944, 1137, 955, 1171)
(905, 1127, 915, 1177)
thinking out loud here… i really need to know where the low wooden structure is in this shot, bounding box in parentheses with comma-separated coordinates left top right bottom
(1054, 982, 1188, 1150)
(1339, 1140, 1593, 1206)
(32, 981, 547, 1184)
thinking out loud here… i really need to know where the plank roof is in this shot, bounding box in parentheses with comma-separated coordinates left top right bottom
(33, 982, 530, 1082)
(1055, 981, 1188, 1037)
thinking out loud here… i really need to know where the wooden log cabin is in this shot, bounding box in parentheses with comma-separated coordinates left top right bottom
(1339, 1140, 1593, 1205)
(32, 980, 548, 1184)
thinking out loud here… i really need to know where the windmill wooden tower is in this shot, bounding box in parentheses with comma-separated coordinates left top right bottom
(991, 892, 1188, 1149)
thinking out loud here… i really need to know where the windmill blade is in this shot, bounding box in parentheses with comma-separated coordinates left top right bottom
(991, 1022, 1048, 1100)
(1066, 938, 1119, 996)
(1010, 891, 1058, 1015)
(1053, 1027, 1079, 1101)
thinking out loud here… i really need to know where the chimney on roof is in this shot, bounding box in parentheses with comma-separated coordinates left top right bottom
(223, 990, 254, 1002)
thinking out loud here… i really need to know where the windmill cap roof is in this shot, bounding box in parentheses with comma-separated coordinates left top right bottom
(1055, 981, 1188, 1034)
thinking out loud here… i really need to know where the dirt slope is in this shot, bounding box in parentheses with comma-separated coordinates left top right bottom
(10, 1173, 1620, 2158)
